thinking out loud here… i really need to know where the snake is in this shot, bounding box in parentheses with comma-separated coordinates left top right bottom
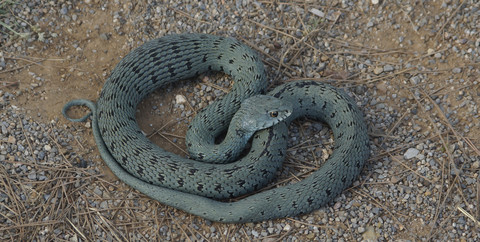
(62, 33, 369, 223)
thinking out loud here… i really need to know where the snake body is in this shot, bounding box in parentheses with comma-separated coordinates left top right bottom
(63, 33, 369, 223)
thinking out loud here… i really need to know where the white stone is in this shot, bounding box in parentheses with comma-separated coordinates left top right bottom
(175, 94, 187, 104)
(404, 148, 419, 160)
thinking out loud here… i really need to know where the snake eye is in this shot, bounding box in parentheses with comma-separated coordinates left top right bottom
(270, 111, 278, 118)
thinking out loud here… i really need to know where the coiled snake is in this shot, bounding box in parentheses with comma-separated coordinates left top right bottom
(63, 33, 369, 223)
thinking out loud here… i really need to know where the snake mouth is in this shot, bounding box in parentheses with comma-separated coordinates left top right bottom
(275, 109, 291, 125)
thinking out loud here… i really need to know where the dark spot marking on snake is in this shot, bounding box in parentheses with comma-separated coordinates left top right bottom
(225, 150, 233, 159)
(121, 156, 128, 164)
(131, 65, 141, 75)
(214, 184, 223, 192)
(235, 129, 244, 138)
(294, 80, 317, 88)
(335, 122, 342, 128)
(177, 178, 184, 187)
(186, 60, 192, 70)
(236, 180, 246, 187)
(166, 162, 179, 170)
(188, 168, 198, 176)
(229, 42, 241, 50)
(223, 168, 238, 176)
(257, 128, 275, 158)
(337, 132, 344, 139)
(291, 201, 297, 208)
(322, 101, 327, 110)
(260, 169, 269, 176)
(325, 188, 332, 196)
(347, 103, 354, 111)
(109, 144, 115, 152)
(197, 183, 204, 191)
(170, 44, 180, 51)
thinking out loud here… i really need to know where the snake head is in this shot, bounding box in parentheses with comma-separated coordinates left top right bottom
(234, 95, 292, 134)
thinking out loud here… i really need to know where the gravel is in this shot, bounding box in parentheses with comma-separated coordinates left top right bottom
(1, 0, 480, 241)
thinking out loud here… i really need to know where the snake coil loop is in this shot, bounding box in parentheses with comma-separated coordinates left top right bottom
(63, 34, 369, 223)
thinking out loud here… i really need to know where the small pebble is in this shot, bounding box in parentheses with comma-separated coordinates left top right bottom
(383, 64, 394, 72)
(60, 7, 68, 15)
(175, 95, 187, 104)
(404, 148, 420, 160)
(452, 67, 462, 73)
(373, 66, 383, 75)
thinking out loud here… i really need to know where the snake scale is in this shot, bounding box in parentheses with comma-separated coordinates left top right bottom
(63, 33, 369, 223)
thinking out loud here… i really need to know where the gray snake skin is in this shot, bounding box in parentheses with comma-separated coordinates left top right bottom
(62, 33, 369, 223)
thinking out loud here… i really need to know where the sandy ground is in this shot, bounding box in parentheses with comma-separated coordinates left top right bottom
(1, 0, 479, 241)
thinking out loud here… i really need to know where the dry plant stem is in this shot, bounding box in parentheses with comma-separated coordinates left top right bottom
(237, 36, 297, 77)
(201, 77, 230, 93)
(0, 61, 39, 75)
(407, 87, 466, 239)
(362, 67, 416, 84)
(146, 118, 184, 138)
(387, 154, 434, 184)
(278, 29, 320, 72)
(65, 217, 89, 242)
(420, 89, 480, 156)
(328, 38, 407, 53)
(245, 18, 326, 57)
(351, 189, 418, 238)
(434, 0, 466, 41)
(168, 7, 211, 25)
(475, 180, 480, 223)
(407, 48, 449, 63)
(457, 206, 480, 226)
(168, 214, 193, 242)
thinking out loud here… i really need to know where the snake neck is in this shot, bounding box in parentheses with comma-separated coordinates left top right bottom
(188, 117, 255, 164)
